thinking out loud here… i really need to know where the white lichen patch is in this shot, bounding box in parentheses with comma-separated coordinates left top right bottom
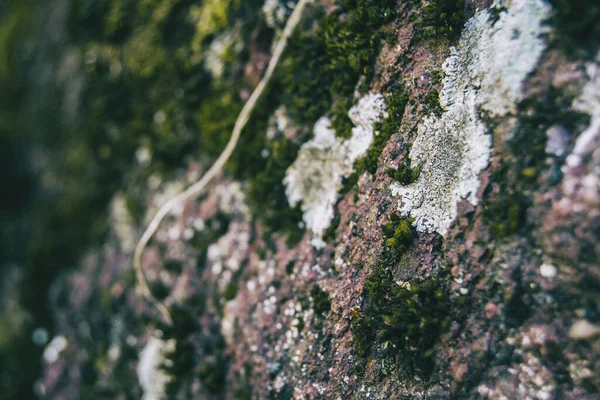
(137, 334, 176, 400)
(566, 62, 600, 170)
(391, 0, 551, 236)
(284, 93, 387, 236)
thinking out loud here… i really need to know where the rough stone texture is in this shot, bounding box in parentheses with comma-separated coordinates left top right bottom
(27, 0, 600, 399)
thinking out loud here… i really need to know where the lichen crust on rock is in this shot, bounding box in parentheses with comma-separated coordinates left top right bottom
(284, 92, 388, 237)
(391, 0, 551, 236)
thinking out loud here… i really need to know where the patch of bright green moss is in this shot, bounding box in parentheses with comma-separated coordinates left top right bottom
(381, 214, 416, 253)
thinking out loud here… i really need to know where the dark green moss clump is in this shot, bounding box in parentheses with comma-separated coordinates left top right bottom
(381, 214, 416, 253)
(323, 212, 341, 243)
(310, 285, 331, 316)
(483, 191, 528, 238)
(414, 0, 466, 42)
(386, 159, 421, 185)
(483, 88, 589, 239)
(192, 212, 231, 268)
(422, 88, 444, 116)
(548, 0, 600, 59)
(279, 0, 398, 125)
(160, 297, 230, 397)
(353, 265, 450, 377)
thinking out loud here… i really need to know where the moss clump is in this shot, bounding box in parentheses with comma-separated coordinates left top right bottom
(381, 214, 416, 253)
(331, 97, 354, 139)
(323, 212, 341, 243)
(484, 88, 589, 239)
(310, 285, 331, 315)
(237, 128, 304, 246)
(355, 84, 410, 176)
(279, 0, 398, 125)
(160, 296, 230, 397)
(547, 0, 600, 59)
(223, 261, 246, 301)
(422, 88, 443, 116)
(285, 261, 295, 276)
(353, 264, 450, 377)
(414, 0, 465, 42)
(386, 159, 421, 186)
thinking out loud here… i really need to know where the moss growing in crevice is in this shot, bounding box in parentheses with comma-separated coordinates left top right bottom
(386, 159, 421, 186)
(421, 88, 444, 116)
(310, 285, 331, 316)
(352, 262, 450, 377)
(381, 214, 416, 253)
(323, 212, 341, 244)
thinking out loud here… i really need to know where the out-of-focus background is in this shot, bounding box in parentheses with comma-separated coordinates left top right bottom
(1, 0, 281, 397)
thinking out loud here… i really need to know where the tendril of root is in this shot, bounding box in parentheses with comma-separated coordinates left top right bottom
(133, 0, 310, 326)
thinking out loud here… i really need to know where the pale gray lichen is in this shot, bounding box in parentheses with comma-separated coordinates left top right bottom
(391, 0, 551, 236)
(566, 62, 600, 170)
(137, 334, 176, 400)
(284, 93, 387, 237)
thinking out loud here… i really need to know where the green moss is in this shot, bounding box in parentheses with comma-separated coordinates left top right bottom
(483, 191, 528, 238)
(310, 285, 331, 315)
(192, 212, 231, 268)
(352, 263, 450, 377)
(159, 297, 230, 396)
(323, 212, 341, 243)
(331, 97, 354, 139)
(483, 88, 589, 239)
(279, 0, 398, 125)
(381, 214, 416, 253)
(422, 88, 443, 116)
(355, 84, 410, 176)
(386, 159, 421, 185)
(414, 0, 465, 42)
(241, 132, 304, 246)
(223, 262, 245, 301)
(547, 0, 600, 59)
(285, 261, 295, 276)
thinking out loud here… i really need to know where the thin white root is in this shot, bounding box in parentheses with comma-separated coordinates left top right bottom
(133, 0, 310, 326)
